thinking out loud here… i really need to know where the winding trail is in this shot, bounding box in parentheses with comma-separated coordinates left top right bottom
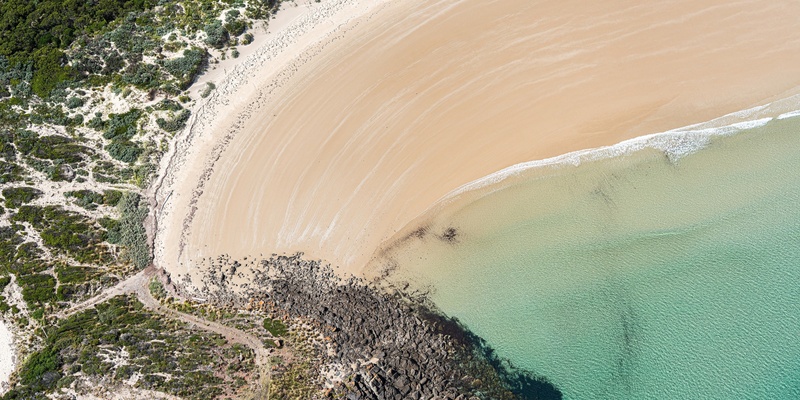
(58, 266, 272, 399)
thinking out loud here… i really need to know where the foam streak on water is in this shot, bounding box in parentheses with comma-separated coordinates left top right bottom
(381, 105, 800, 399)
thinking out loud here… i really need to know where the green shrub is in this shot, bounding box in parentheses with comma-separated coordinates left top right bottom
(263, 318, 288, 337)
(156, 109, 190, 133)
(102, 190, 123, 206)
(162, 48, 207, 89)
(204, 20, 229, 49)
(122, 62, 161, 88)
(18, 274, 56, 305)
(106, 140, 143, 164)
(117, 192, 150, 269)
(64, 190, 103, 210)
(155, 99, 183, 112)
(200, 81, 215, 98)
(149, 278, 167, 300)
(19, 347, 60, 388)
(2, 186, 42, 208)
(0, 160, 25, 183)
(65, 96, 85, 109)
(102, 109, 141, 141)
(30, 47, 73, 98)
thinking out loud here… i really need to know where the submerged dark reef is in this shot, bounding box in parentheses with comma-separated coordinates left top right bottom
(186, 253, 562, 399)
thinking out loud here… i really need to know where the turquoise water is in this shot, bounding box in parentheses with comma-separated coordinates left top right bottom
(382, 116, 800, 399)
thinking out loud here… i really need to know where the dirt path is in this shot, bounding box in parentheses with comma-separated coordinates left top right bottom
(57, 266, 272, 398)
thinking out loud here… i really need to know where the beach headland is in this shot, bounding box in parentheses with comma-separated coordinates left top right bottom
(153, 0, 800, 286)
(187, 253, 563, 399)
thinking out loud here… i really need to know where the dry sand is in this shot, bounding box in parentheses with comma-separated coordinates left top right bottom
(0, 320, 14, 393)
(155, 0, 800, 281)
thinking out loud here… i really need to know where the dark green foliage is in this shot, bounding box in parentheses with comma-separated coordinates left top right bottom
(155, 99, 183, 112)
(246, 0, 282, 20)
(263, 318, 288, 337)
(65, 190, 104, 210)
(14, 132, 92, 163)
(102, 189, 123, 206)
(92, 161, 134, 184)
(242, 33, 254, 45)
(2, 186, 42, 208)
(99, 109, 144, 163)
(0, 276, 10, 291)
(12, 205, 110, 265)
(30, 47, 72, 98)
(56, 265, 100, 285)
(0, 0, 157, 60)
(156, 109, 191, 133)
(224, 10, 247, 38)
(17, 274, 56, 306)
(121, 62, 161, 88)
(28, 103, 70, 126)
(162, 48, 207, 89)
(65, 96, 85, 109)
(0, 160, 25, 183)
(19, 347, 59, 388)
(5, 295, 255, 399)
(204, 20, 229, 49)
(106, 139, 143, 163)
(101, 109, 141, 141)
(117, 192, 150, 269)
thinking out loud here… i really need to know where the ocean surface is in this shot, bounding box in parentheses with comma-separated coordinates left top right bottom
(381, 107, 800, 399)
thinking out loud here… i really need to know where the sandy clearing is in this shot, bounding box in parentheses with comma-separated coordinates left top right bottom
(0, 320, 14, 394)
(156, 0, 800, 281)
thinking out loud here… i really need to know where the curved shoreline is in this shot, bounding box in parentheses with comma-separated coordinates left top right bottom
(155, 0, 800, 279)
(428, 95, 800, 210)
(151, 0, 390, 282)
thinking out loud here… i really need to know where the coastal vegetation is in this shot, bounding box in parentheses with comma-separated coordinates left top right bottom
(0, 1, 284, 398)
(2, 295, 255, 400)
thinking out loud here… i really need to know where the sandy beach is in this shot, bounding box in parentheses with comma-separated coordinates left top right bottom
(0, 320, 14, 393)
(154, 0, 800, 281)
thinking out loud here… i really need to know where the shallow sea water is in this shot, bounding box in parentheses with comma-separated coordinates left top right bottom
(383, 116, 800, 399)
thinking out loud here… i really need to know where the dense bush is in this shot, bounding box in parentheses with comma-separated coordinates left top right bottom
(117, 192, 150, 269)
(106, 140, 143, 163)
(156, 109, 191, 133)
(12, 205, 110, 265)
(162, 48, 207, 89)
(0, 0, 158, 60)
(122, 62, 161, 88)
(102, 109, 141, 141)
(5, 295, 255, 399)
(0, 161, 25, 183)
(30, 47, 73, 98)
(2, 186, 42, 208)
(204, 20, 229, 49)
(65, 190, 104, 210)
(263, 318, 288, 337)
(19, 347, 59, 388)
(14, 132, 92, 164)
(17, 273, 56, 306)
(155, 99, 183, 112)
(65, 96, 85, 109)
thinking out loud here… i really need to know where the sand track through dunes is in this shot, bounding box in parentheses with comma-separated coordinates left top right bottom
(156, 0, 800, 279)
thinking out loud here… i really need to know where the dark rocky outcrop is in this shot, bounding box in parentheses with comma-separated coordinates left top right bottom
(191, 254, 562, 400)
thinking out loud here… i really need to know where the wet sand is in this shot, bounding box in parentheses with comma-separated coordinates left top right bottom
(156, 0, 800, 280)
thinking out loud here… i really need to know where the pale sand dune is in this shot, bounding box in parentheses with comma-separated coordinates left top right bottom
(0, 320, 13, 393)
(157, 0, 800, 280)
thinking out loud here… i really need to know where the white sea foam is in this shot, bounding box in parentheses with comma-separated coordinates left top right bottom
(443, 102, 797, 202)
(777, 110, 800, 120)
